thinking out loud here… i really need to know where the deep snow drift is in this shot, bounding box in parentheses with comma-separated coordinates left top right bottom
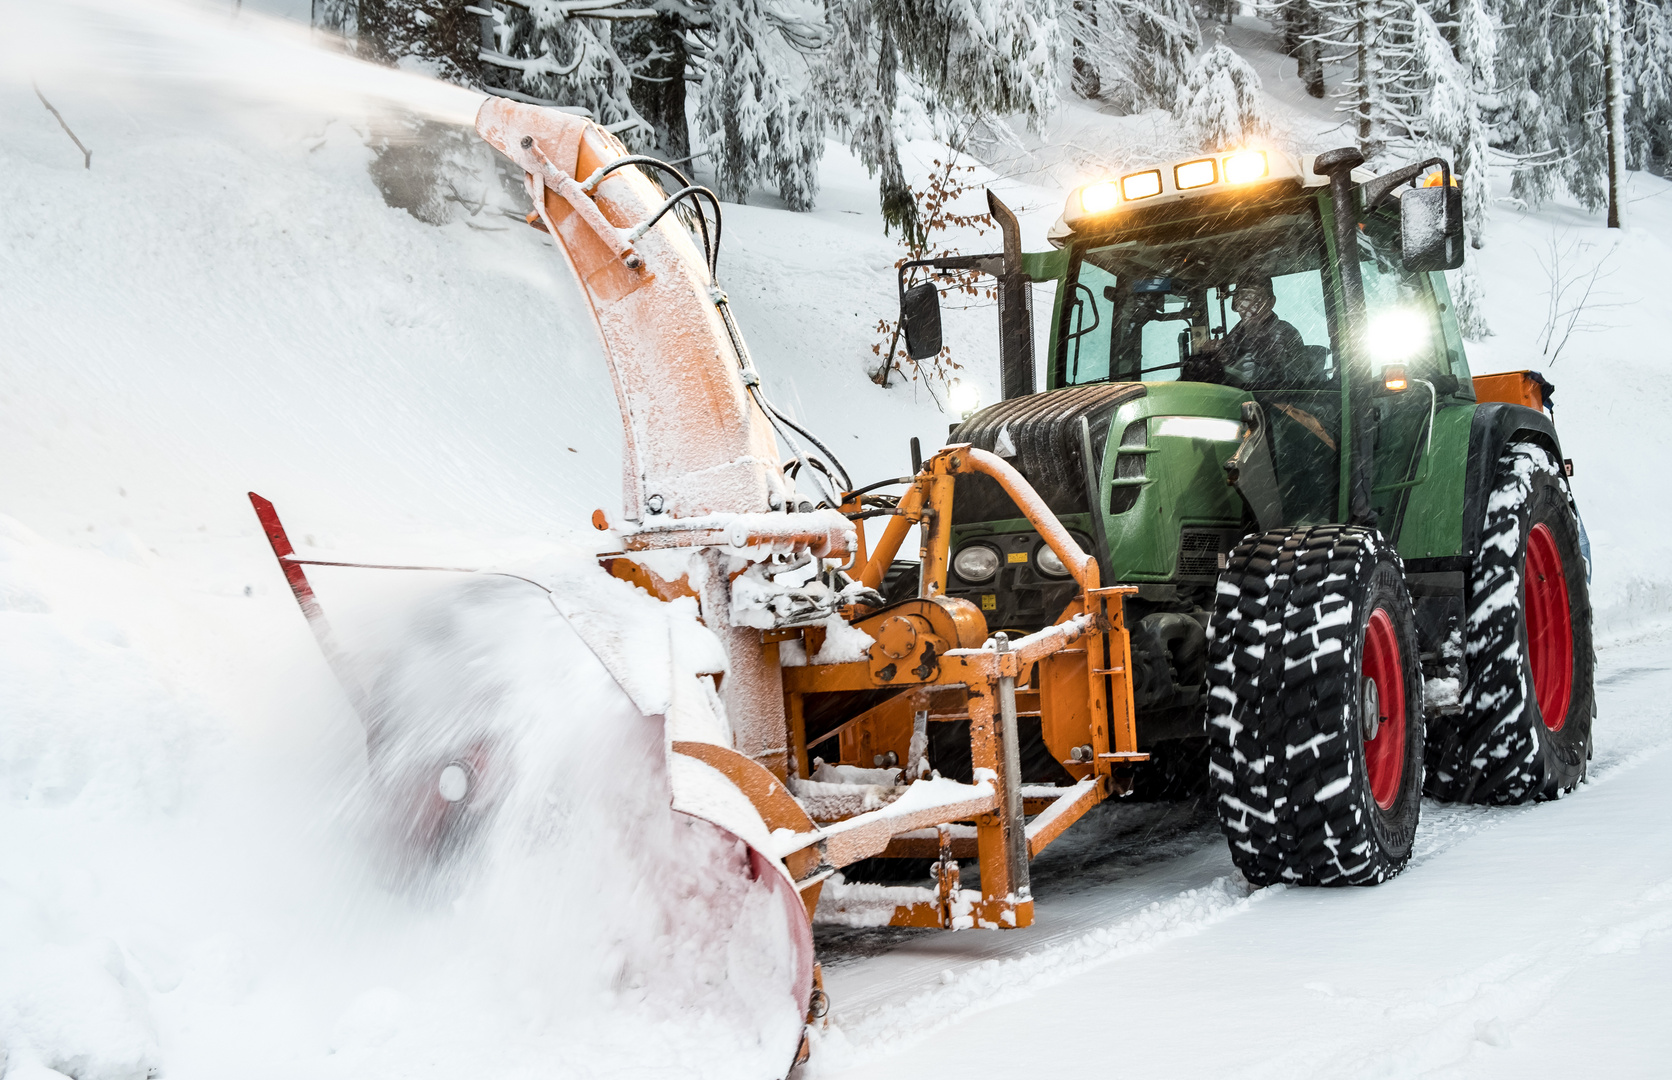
(3, 2, 1671, 1078)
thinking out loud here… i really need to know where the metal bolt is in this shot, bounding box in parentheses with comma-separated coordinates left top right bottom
(438, 762, 471, 803)
(646, 494, 664, 514)
(1361, 677, 1382, 741)
(625, 253, 644, 270)
(519, 135, 533, 150)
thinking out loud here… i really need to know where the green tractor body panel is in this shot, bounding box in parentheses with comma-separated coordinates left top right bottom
(1096, 383, 1248, 581)
(1383, 396, 1472, 560)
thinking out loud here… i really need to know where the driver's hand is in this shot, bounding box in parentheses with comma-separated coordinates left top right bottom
(1221, 358, 1259, 389)
(1181, 354, 1226, 384)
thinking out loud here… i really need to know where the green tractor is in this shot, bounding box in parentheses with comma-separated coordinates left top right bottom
(897, 146, 1593, 886)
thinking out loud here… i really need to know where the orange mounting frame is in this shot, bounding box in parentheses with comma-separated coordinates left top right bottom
(766, 445, 1141, 930)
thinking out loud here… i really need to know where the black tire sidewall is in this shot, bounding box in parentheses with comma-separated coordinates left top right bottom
(1518, 467, 1594, 787)
(1208, 526, 1423, 885)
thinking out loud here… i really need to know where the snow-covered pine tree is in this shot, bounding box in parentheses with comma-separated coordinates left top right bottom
(691, 0, 826, 209)
(1272, 0, 1326, 98)
(1307, 0, 1427, 163)
(1176, 28, 1269, 150)
(814, 0, 1059, 243)
(1491, 0, 1609, 210)
(353, 0, 488, 83)
(1060, 0, 1200, 112)
(1070, 0, 1104, 98)
(331, 2, 828, 210)
(613, 14, 692, 161)
(1622, 0, 1672, 173)
(1131, 0, 1205, 107)
(1412, 0, 1493, 335)
(1490, 0, 1672, 213)
(482, 9, 647, 139)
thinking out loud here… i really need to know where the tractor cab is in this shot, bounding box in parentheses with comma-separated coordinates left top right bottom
(899, 147, 1471, 743)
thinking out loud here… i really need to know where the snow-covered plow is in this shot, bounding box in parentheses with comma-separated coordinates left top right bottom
(250, 98, 1144, 1071)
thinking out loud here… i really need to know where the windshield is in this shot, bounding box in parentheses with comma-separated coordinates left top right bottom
(1054, 202, 1336, 392)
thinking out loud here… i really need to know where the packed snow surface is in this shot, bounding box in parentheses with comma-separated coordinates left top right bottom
(4, 1, 1672, 1078)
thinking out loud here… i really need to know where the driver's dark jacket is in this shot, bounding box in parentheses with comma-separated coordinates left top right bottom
(1219, 313, 1306, 388)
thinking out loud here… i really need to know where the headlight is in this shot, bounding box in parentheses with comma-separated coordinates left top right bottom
(1154, 416, 1244, 442)
(1366, 308, 1429, 364)
(949, 379, 982, 420)
(952, 544, 1001, 583)
(1035, 543, 1069, 578)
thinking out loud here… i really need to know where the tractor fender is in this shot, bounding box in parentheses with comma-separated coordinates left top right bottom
(1461, 402, 1563, 561)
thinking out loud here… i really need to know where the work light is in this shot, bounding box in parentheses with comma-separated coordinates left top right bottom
(1223, 151, 1268, 184)
(952, 544, 1002, 583)
(1120, 170, 1163, 201)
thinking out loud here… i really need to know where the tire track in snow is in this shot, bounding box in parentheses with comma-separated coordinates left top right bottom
(810, 627, 1672, 1076)
(810, 862, 1275, 1073)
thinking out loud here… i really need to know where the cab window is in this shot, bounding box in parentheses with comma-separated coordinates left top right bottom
(1055, 204, 1337, 393)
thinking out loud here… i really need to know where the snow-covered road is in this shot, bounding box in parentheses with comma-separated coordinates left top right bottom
(811, 626, 1672, 1078)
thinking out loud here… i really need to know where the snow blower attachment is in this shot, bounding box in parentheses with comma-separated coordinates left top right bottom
(250, 97, 1147, 1071)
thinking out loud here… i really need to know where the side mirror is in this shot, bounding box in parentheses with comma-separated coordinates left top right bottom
(1401, 183, 1465, 272)
(902, 281, 943, 360)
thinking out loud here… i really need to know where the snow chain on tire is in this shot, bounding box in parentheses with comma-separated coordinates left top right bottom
(1425, 441, 1594, 803)
(1207, 526, 1424, 886)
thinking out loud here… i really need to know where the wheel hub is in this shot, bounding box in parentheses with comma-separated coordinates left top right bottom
(1360, 677, 1381, 741)
(438, 761, 472, 803)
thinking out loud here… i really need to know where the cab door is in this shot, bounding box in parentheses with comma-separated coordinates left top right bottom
(1355, 208, 1453, 535)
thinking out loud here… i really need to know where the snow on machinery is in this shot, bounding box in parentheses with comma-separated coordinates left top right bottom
(248, 99, 1592, 1071)
(250, 97, 1140, 1070)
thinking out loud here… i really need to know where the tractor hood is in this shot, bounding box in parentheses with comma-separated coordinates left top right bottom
(950, 382, 1147, 522)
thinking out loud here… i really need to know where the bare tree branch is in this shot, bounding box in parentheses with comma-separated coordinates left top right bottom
(33, 83, 91, 170)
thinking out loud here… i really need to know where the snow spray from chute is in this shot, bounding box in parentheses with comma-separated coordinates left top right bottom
(335, 564, 810, 1074)
(0, 0, 485, 126)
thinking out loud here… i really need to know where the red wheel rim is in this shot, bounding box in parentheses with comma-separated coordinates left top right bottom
(1362, 606, 1407, 811)
(1524, 522, 1574, 731)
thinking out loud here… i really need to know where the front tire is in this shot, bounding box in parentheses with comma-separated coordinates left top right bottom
(1207, 526, 1424, 886)
(1425, 442, 1594, 803)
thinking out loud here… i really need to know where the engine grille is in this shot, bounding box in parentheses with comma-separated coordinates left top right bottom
(1177, 528, 1236, 580)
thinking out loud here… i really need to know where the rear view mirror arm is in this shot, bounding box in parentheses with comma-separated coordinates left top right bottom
(881, 254, 1004, 388)
(1362, 157, 1449, 212)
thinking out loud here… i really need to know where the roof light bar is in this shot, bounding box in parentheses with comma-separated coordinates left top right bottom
(1058, 150, 1304, 233)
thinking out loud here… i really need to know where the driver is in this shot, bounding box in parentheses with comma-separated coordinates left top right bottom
(1217, 276, 1305, 389)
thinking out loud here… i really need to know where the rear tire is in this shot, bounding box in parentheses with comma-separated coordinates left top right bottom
(1207, 526, 1424, 886)
(1425, 442, 1594, 803)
